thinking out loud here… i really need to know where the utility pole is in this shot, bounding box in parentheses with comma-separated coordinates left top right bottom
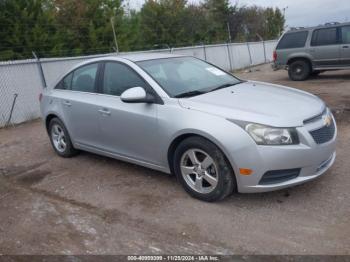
(110, 17, 119, 54)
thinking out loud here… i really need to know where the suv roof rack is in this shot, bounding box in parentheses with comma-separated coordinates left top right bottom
(324, 22, 340, 26)
(286, 21, 350, 34)
(290, 27, 305, 31)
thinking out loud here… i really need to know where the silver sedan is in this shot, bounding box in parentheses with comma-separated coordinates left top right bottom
(40, 54, 337, 201)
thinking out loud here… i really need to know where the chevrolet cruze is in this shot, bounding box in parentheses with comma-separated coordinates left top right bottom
(40, 54, 337, 201)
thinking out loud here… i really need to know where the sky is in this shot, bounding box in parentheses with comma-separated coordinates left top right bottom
(128, 0, 350, 28)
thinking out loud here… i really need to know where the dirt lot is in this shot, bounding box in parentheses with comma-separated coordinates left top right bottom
(0, 64, 349, 255)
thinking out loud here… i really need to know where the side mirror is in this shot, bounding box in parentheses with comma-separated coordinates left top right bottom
(121, 87, 156, 104)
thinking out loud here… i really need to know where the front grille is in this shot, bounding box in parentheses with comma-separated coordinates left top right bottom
(259, 168, 301, 185)
(303, 108, 326, 125)
(309, 120, 335, 144)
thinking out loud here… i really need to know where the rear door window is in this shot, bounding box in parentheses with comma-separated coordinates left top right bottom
(276, 31, 309, 49)
(341, 26, 350, 44)
(311, 28, 338, 46)
(71, 63, 99, 93)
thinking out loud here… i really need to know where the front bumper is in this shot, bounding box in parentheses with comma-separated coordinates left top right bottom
(228, 116, 337, 193)
(240, 152, 336, 193)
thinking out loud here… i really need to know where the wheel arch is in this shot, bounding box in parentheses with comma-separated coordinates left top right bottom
(45, 114, 59, 132)
(45, 113, 67, 134)
(287, 56, 313, 69)
(167, 131, 236, 178)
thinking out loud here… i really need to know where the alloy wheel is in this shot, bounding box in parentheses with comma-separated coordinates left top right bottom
(51, 124, 67, 153)
(180, 149, 218, 194)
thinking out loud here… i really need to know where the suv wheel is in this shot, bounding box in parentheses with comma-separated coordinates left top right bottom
(288, 60, 311, 81)
(49, 118, 78, 157)
(173, 137, 235, 202)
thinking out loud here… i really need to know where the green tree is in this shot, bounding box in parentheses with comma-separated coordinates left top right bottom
(0, 0, 56, 60)
(203, 0, 230, 42)
(117, 10, 143, 51)
(52, 0, 123, 55)
(0, 0, 285, 61)
(265, 8, 285, 39)
(140, 0, 188, 48)
(227, 5, 285, 42)
(182, 4, 209, 44)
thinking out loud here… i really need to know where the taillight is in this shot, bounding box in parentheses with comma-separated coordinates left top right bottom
(39, 93, 43, 102)
(273, 50, 277, 62)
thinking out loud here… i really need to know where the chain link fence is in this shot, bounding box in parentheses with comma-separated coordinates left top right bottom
(0, 40, 277, 128)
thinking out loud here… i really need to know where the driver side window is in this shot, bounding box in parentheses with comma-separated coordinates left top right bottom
(103, 62, 147, 96)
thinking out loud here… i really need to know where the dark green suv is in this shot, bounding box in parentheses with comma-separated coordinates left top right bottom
(273, 22, 350, 81)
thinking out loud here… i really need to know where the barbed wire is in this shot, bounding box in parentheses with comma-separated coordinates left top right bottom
(0, 46, 116, 60)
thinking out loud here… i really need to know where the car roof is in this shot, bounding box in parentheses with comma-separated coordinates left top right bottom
(72, 53, 186, 68)
(285, 21, 350, 34)
(51, 53, 188, 89)
(118, 52, 185, 62)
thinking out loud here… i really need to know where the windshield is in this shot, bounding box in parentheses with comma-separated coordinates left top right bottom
(137, 57, 241, 98)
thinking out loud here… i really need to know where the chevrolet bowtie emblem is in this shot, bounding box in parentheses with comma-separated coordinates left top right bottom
(323, 114, 332, 127)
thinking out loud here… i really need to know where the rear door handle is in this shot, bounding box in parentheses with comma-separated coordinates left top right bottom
(62, 100, 72, 107)
(342, 45, 349, 48)
(98, 108, 111, 116)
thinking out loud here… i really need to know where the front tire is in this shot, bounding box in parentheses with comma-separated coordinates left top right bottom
(173, 137, 236, 202)
(48, 118, 78, 158)
(288, 60, 311, 81)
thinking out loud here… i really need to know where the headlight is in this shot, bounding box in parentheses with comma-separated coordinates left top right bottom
(245, 123, 299, 145)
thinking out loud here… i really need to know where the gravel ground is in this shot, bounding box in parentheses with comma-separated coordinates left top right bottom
(0, 64, 349, 255)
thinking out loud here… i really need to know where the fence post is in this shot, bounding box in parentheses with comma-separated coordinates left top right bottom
(5, 93, 18, 127)
(203, 43, 207, 61)
(262, 41, 267, 63)
(246, 42, 253, 66)
(32, 51, 47, 89)
(226, 42, 233, 72)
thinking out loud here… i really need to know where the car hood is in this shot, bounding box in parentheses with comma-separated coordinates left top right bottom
(178, 81, 325, 127)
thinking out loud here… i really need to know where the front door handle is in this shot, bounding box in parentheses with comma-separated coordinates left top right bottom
(342, 45, 349, 49)
(98, 108, 111, 116)
(62, 100, 72, 107)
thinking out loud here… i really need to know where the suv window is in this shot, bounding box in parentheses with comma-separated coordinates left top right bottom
(71, 63, 99, 93)
(276, 31, 308, 49)
(311, 28, 338, 46)
(102, 62, 147, 96)
(341, 26, 350, 44)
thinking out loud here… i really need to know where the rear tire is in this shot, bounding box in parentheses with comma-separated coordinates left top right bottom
(48, 118, 78, 158)
(173, 136, 236, 202)
(288, 60, 311, 81)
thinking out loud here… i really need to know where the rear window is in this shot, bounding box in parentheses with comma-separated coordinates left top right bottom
(311, 28, 338, 46)
(276, 31, 308, 49)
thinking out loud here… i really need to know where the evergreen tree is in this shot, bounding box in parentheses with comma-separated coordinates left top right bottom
(203, 0, 230, 42)
(0, 0, 285, 60)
